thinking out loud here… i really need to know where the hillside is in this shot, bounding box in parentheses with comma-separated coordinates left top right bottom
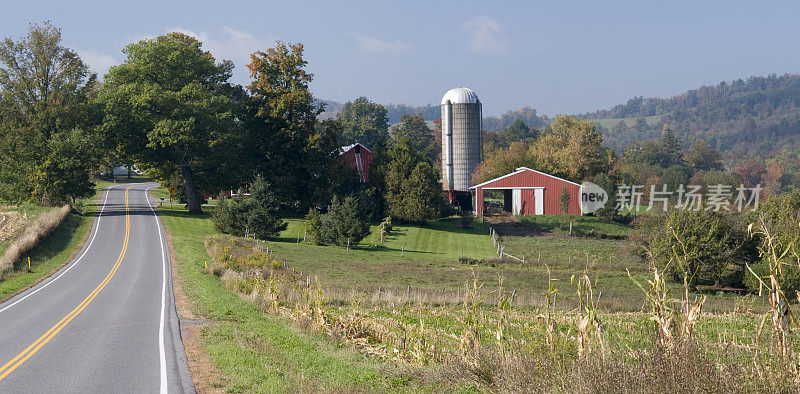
(582, 73, 800, 154)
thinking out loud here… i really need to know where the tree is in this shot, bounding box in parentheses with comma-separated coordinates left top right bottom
(392, 113, 436, 160)
(319, 195, 371, 246)
(0, 22, 98, 204)
(247, 42, 334, 211)
(528, 116, 615, 182)
(558, 187, 571, 214)
(383, 137, 444, 223)
(632, 208, 754, 288)
(336, 96, 389, 148)
(496, 119, 537, 147)
(471, 141, 532, 184)
(31, 128, 97, 205)
(99, 32, 236, 213)
(211, 175, 286, 239)
(685, 139, 723, 172)
(304, 208, 323, 245)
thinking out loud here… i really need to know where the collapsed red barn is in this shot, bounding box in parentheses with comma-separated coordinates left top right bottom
(470, 167, 582, 216)
(339, 143, 373, 183)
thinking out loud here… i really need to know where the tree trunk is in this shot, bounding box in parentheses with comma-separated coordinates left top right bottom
(180, 165, 202, 214)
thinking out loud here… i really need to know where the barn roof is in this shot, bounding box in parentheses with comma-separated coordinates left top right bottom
(338, 142, 372, 155)
(469, 167, 581, 189)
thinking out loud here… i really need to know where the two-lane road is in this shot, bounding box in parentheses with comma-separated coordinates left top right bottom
(0, 184, 193, 392)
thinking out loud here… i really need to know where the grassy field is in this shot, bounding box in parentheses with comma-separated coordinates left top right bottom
(159, 209, 430, 391)
(161, 206, 794, 391)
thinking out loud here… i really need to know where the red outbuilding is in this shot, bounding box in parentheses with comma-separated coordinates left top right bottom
(470, 167, 582, 216)
(340, 143, 373, 183)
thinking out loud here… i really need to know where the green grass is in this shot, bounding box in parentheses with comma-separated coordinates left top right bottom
(0, 183, 107, 302)
(159, 208, 414, 391)
(517, 214, 632, 237)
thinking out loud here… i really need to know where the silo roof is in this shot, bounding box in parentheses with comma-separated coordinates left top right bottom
(441, 87, 479, 105)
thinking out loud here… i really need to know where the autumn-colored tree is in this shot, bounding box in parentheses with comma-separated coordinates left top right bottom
(471, 141, 533, 184)
(247, 42, 338, 210)
(528, 115, 615, 182)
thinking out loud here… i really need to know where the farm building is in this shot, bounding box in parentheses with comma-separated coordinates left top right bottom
(340, 143, 373, 183)
(471, 167, 582, 216)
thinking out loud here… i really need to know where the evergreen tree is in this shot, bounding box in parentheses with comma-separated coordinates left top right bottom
(319, 195, 371, 246)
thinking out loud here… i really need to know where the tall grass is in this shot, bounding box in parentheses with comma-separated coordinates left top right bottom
(0, 205, 70, 277)
(204, 226, 800, 391)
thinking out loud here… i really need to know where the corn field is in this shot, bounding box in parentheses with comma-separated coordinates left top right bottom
(204, 232, 800, 392)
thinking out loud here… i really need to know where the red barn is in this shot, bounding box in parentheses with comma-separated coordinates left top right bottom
(340, 143, 373, 183)
(471, 167, 582, 216)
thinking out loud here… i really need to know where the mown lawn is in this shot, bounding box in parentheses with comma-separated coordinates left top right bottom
(159, 208, 420, 392)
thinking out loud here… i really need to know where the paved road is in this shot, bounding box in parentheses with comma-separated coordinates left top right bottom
(0, 184, 193, 392)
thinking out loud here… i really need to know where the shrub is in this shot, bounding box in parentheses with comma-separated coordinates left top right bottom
(745, 262, 800, 296)
(631, 207, 755, 288)
(304, 208, 323, 245)
(211, 175, 286, 239)
(319, 195, 371, 246)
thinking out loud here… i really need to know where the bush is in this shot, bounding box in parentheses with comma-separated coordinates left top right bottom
(304, 208, 323, 245)
(630, 207, 755, 288)
(745, 262, 800, 295)
(211, 176, 286, 239)
(319, 195, 371, 246)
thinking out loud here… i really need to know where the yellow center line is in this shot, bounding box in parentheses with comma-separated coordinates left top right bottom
(0, 186, 133, 381)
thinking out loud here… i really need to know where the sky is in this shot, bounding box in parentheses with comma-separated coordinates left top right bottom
(2, 1, 800, 116)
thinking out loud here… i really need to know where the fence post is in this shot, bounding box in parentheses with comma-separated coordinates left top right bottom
(347, 238, 350, 251)
(569, 221, 573, 236)
(401, 243, 405, 257)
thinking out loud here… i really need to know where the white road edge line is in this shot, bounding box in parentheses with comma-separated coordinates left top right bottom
(145, 187, 168, 394)
(0, 186, 115, 315)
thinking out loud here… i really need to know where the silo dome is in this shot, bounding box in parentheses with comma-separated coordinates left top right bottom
(441, 87, 479, 105)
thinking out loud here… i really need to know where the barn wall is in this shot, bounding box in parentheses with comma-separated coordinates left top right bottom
(474, 169, 581, 215)
(341, 146, 373, 182)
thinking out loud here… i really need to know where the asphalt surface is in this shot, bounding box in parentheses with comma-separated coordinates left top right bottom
(0, 184, 194, 393)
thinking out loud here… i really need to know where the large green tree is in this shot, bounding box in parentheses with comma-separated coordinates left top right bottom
(0, 21, 98, 204)
(336, 96, 389, 148)
(98, 33, 236, 213)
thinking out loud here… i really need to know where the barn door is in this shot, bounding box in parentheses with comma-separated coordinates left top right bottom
(534, 188, 544, 215)
(512, 189, 522, 215)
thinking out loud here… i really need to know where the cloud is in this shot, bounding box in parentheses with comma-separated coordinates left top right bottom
(350, 33, 410, 53)
(463, 16, 509, 54)
(166, 26, 273, 66)
(76, 49, 119, 76)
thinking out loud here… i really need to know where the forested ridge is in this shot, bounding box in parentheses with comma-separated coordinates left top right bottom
(581, 73, 800, 154)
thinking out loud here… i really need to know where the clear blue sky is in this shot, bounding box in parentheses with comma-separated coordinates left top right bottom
(3, 1, 799, 116)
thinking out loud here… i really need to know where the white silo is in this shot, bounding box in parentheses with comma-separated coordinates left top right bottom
(441, 87, 482, 205)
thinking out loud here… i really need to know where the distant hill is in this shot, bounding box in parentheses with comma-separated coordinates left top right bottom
(317, 99, 550, 131)
(580, 73, 800, 154)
